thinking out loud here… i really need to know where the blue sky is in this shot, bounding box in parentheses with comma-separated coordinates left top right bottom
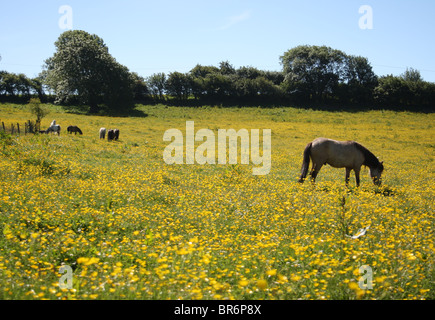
(1, 0, 434, 82)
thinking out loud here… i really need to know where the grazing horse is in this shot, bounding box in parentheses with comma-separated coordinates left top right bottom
(114, 129, 120, 140)
(46, 124, 61, 135)
(99, 128, 106, 139)
(67, 126, 83, 135)
(107, 129, 115, 141)
(299, 137, 384, 187)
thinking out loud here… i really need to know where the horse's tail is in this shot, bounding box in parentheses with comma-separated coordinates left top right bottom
(299, 142, 312, 183)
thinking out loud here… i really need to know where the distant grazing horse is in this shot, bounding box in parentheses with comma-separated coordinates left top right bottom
(67, 126, 83, 135)
(46, 124, 61, 135)
(99, 128, 106, 139)
(299, 137, 384, 187)
(114, 129, 120, 140)
(107, 129, 115, 141)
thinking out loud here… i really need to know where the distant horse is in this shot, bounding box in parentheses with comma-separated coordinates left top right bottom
(99, 128, 106, 139)
(114, 129, 120, 140)
(299, 137, 384, 187)
(67, 126, 83, 135)
(107, 129, 115, 141)
(46, 124, 61, 135)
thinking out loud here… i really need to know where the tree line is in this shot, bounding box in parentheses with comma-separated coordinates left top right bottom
(0, 71, 45, 103)
(1, 30, 434, 112)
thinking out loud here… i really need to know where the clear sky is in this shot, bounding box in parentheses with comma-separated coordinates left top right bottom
(1, 0, 434, 82)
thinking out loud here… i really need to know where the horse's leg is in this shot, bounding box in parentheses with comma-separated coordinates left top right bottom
(310, 163, 323, 183)
(345, 168, 351, 186)
(354, 167, 361, 187)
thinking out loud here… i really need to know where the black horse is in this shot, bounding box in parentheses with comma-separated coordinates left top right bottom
(67, 126, 83, 135)
(107, 129, 120, 141)
(107, 129, 115, 141)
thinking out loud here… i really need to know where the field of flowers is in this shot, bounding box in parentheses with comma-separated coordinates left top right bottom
(0, 103, 433, 300)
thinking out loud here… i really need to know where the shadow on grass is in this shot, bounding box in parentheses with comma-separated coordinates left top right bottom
(63, 104, 149, 118)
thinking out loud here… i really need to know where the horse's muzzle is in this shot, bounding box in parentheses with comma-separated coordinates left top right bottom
(373, 177, 382, 186)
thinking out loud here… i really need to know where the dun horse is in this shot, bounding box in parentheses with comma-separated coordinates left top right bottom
(67, 126, 83, 135)
(299, 138, 384, 186)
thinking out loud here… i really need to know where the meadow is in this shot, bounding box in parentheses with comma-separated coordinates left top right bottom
(0, 103, 433, 300)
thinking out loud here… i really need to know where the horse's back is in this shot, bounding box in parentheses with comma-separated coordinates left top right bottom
(311, 138, 345, 153)
(311, 138, 362, 168)
(312, 137, 334, 147)
(47, 124, 61, 135)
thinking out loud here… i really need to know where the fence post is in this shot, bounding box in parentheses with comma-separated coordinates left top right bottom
(17, 123, 20, 135)
(1, 122, 5, 132)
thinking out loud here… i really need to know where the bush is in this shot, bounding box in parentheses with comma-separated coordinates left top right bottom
(28, 98, 49, 126)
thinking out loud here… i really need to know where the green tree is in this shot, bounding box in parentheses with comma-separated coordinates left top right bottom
(280, 45, 347, 103)
(147, 73, 167, 101)
(236, 66, 263, 80)
(190, 64, 220, 78)
(130, 72, 150, 102)
(15, 73, 32, 99)
(375, 70, 435, 110)
(1, 72, 18, 96)
(28, 97, 49, 129)
(0, 71, 32, 100)
(202, 73, 233, 99)
(233, 77, 258, 98)
(0, 71, 5, 96)
(262, 71, 284, 86)
(166, 72, 192, 100)
(374, 75, 410, 108)
(43, 30, 135, 113)
(401, 67, 423, 82)
(30, 76, 46, 102)
(343, 56, 378, 105)
(219, 61, 236, 75)
(255, 76, 282, 98)
(189, 64, 220, 100)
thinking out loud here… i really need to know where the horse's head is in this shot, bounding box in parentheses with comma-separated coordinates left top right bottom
(370, 161, 384, 186)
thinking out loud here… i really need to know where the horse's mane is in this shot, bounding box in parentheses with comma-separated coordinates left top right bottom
(354, 142, 383, 170)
